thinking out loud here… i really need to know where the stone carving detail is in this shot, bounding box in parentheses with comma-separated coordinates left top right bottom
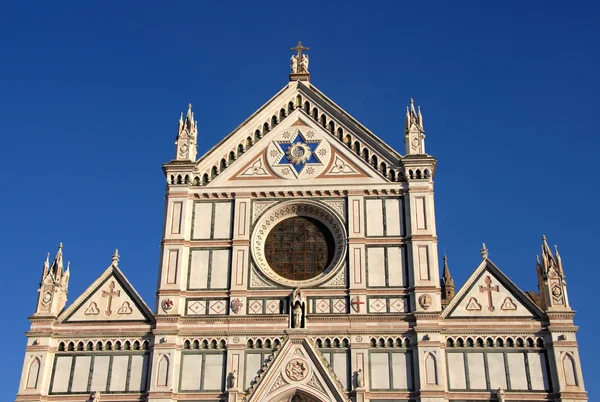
(117, 301, 133, 315)
(229, 370, 238, 389)
(230, 298, 244, 314)
(269, 374, 287, 393)
(465, 297, 482, 311)
(290, 41, 309, 74)
(322, 200, 345, 220)
(307, 374, 326, 394)
(84, 302, 100, 316)
(324, 267, 346, 287)
(497, 387, 506, 402)
(161, 298, 174, 312)
(250, 265, 277, 288)
(419, 294, 432, 310)
(285, 359, 309, 381)
(91, 391, 101, 402)
(253, 202, 278, 221)
(328, 156, 357, 174)
(241, 158, 268, 177)
(187, 300, 205, 315)
(500, 297, 517, 311)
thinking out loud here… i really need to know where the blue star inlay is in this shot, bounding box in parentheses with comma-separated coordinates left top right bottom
(275, 130, 322, 174)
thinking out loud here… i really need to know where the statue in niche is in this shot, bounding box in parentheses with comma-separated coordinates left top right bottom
(497, 387, 505, 402)
(289, 287, 306, 328)
(229, 370, 238, 389)
(355, 368, 364, 388)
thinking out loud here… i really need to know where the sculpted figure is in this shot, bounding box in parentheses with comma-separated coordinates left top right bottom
(290, 55, 298, 73)
(301, 54, 309, 72)
(229, 369, 238, 389)
(293, 303, 303, 328)
(497, 387, 505, 402)
(290, 287, 306, 328)
(91, 391, 101, 402)
(356, 368, 364, 388)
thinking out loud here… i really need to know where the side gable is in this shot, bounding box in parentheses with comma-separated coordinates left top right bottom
(442, 258, 544, 319)
(58, 263, 154, 324)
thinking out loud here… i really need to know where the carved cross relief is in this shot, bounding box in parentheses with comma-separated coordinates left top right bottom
(479, 275, 499, 312)
(101, 281, 121, 316)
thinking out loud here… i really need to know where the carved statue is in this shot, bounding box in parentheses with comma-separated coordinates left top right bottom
(497, 387, 505, 402)
(91, 391, 101, 402)
(290, 55, 298, 73)
(356, 368, 364, 388)
(290, 287, 306, 328)
(301, 54, 309, 73)
(229, 369, 238, 389)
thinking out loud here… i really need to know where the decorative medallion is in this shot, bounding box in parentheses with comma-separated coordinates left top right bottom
(161, 298, 174, 313)
(251, 200, 347, 287)
(418, 294, 432, 310)
(285, 359, 309, 382)
(230, 298, 244, 314)
(266, 128, 332, 180)
(42, 292, 52, 305)
(356, 335, 363, 342)
(350, 296, 365, 313)
(232, 336, 240, 344)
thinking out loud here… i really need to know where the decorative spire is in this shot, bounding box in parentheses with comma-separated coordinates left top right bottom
(174, 103, 198, 161)
(480, 243, 489, 259)
(536, 234, 569, 310)
(404, 98, 425, 155)
(112, 249, 120, 266)
(289, 41, 310, 82)
(49, 243, 64, 279)
(537, 235, 564, 279)
(442, 255, 454, 286)
(41, 252, 50, 279)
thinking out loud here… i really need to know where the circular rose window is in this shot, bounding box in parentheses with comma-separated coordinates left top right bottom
(264, 216, 334, 281)
(251, 201, 346, 287)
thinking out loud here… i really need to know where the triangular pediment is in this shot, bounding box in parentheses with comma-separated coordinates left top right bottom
(206, 110, 389, 187)
(246, 334, 348, 402)
(58, 263, 154, 323)
(442, 259, 543, 319)
(182, 80, 404, 188)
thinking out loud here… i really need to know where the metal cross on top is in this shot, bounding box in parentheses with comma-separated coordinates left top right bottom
(291, 41, 309, 58)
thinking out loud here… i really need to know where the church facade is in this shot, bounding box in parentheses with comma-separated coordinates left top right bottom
(16, 44, 588, 402)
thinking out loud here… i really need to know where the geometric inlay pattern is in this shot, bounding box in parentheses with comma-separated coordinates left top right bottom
(369, 298, 386, 313)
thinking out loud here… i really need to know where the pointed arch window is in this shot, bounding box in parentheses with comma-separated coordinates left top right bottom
(563, 353, 578, 386)
(425, 353, 438, 385)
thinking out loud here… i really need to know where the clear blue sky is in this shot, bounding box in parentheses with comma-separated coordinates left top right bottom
(2, 1, 598, 399)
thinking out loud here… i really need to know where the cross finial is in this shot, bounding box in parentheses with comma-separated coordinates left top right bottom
(291, 41, 309, 58)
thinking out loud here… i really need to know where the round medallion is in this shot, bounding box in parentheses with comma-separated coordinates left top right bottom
(251, 200, 346, 287)
(286, 142, 311, 165)
(285, 359, 309, 382)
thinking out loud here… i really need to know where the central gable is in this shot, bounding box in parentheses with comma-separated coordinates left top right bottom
(207, 110, 387, 187)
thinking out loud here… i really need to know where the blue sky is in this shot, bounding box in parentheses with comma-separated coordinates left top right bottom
(1, 0, 598, 399)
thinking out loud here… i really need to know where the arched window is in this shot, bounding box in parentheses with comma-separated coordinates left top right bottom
(254, 129, 261, 142)
(211, 166, 218, 179)
(371, 155, 378, 168)
(379, 162, 387, 176)
(328, 121, 335, 133)
(320, 114, 326, 127)
(288, 101, 295, 114)
(295, 95, 302, 108)
(220, 158, 227, 171)
(229, 151, 235, 164)
(157, 355, 169, 387)
(344, 135, 351, 146)
(304, 101, 310, 113)
(312, 108, 318, 120)
(263, 122, 270, 133)
(237, 144, 244, 157)
(354, 141, 361, 154)
(337, 127, 343, 140)
(202, 174, 209, 185)
(390, 170, 397, 182)
(362, 148, 369, 161)
(246, 136, 253, 147)
(26, 358, 40, 389)
(271, 115, 278, 127)
(280, 108, 286, 120)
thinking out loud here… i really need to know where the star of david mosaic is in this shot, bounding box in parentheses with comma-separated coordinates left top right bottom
(273, 130, 322, 176)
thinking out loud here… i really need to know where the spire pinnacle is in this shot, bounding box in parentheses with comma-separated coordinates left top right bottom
(174, 103, 198, 161)
(480, 243, 489, 259)
(112, 249, 120, 266)
(441, 254, 455, 307)
(404, 98, 425, 155)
